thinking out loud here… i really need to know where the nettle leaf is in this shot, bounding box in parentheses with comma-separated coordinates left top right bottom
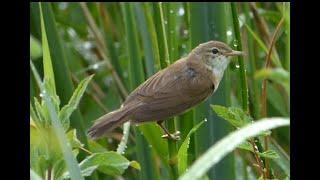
(66, 129, 83, 149)
(211, 105, 253, 128)
(237, 141, 279, 159)
(79, 152, 140, 176)
(59, 75, 94, 131)
(178, 120, 205, 175)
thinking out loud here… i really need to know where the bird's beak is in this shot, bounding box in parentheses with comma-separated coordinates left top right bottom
(225, 50, 245, 57)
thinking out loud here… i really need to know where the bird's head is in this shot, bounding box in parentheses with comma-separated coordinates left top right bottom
(191, 40, 244, 69)
(190, 40, 244, 87)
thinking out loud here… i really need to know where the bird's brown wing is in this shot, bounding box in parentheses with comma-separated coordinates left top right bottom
(123, 59, 215, 122)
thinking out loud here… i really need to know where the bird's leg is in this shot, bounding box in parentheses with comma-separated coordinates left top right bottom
(157, 121, 180, 141)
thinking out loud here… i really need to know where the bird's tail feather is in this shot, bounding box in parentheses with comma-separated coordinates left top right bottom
(87, 107, 132, 139)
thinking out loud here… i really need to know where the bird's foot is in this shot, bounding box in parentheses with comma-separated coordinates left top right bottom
(161, 131, 181, 141)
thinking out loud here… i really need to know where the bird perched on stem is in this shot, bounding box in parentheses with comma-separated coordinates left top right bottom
(88, 40, 243, 141)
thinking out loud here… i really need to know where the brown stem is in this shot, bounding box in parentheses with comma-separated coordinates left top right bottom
(79, 2, 128, 99)
(46, 166, 52, 180)
(249, 139, 266, 180)
(260, 16, 285, 179)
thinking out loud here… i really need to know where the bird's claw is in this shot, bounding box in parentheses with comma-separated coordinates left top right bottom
(161, 131, 181, 141)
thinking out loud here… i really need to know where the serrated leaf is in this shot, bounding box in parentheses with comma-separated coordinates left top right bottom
(59, 75, 94, 131)
(79, 151, 137, 176)
(211, 105, 253, 128)
(178, 120, 205, 175)
(179, 118, 290, 180)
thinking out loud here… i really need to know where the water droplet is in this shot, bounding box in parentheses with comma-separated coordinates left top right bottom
(183, 30, 188, 36)
(149, 145, 153, 148)
(39, 93, 44, 97)
(178, 8, 185, 16)
(121, 152, 125, 154)
(92, 64, 99, 70)
(204, 118, 208, 122)
(170, 10, 174, 14)
(226, 30, 232, 36)
(164, 21, 168, 25)
(83, 41, 92, 49)
(235, 64, 240, 69)
(233, 40, 239, 47)
(181, 44, 186, 49)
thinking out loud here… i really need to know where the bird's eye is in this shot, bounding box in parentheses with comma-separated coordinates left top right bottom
(212, 48, 219, 54)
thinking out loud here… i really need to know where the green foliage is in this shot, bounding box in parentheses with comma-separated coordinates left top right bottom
(30, 2, 290, 179)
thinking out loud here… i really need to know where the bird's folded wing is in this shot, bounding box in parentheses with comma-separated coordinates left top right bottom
(123, 59, 214, 110)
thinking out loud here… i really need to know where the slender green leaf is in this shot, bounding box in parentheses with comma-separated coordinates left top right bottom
(178, 120, 205, 175)
(59, 75, 94, 130)
(179, 118, 289, 180)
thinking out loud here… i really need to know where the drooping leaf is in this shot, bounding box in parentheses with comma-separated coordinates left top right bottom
(179, 118, 290, 180)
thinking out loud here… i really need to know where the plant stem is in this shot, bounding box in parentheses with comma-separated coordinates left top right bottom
(260, 16, 285, 179)
(231, 3, 267, 180)
(80, 2, 128, 99)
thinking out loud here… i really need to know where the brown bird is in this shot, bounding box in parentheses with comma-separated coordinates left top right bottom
(88, 40, 243, 140)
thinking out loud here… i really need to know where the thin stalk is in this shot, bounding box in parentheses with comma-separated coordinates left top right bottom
(160, 3, 179, 179)
(231, 3, 267, 180)
(260, 16, 285, 179)
(243, 3, 260, 119)
(80, 2, 128, 99)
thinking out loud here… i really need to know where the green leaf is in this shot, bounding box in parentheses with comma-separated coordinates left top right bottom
(30, 169, 42, 180)
(66, 129, 84, 149)
(179, 118, 290, 180)
(62, 166, 99, 179)
(30, 35, 42, 60)
(79, 151, 139, 176)
(259, 150, 280, 159)
(40, 3, 56, 94)
(178, 120, 205, 175)
(130, 161, 141, 170)
(59, 75, 94, 130)
(237, 141, 279, 159)
(211, 105, 253, 128)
